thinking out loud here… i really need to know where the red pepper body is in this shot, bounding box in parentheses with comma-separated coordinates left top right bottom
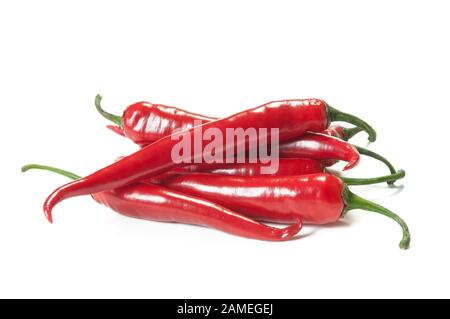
(23, 163, 411, 249)
(110, 103, 350, 146)
(152, 173, 345, 224)
(44, 99, 330, 221)
(112, 156, 323, 176)
(92, 183, 301, 241)
(107, 106, 359, 169)
(319, 125, 347, 167)
(122, 102, 214, 146)
(177, 158, 323, 176)
(279, 133, 359, 170)
(110, 122, 357, 170)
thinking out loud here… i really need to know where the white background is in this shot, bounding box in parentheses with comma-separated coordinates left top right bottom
(1, 0, 449, 298)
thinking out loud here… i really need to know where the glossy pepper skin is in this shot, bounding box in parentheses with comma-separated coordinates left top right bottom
(151, 172, 410, 249)
(112, 155, 324, 177)
(279, 133, 360, 170)
(120, 102, 214, 146)
(110, 122, 360, 170)
(104, 97, 398, 183)
(98, 97, 369, 146)
(313, 126, 398, 183)
(154, 172, 345, 224)
(100, 97, 361, 170)
(44, 97, 376, 222)
(110, 122, 361, 170)
(22, 165, 301, 241)
(179, 158, 324, 177)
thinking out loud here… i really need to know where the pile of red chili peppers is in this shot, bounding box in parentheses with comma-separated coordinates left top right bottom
(22, 95, 410, 249)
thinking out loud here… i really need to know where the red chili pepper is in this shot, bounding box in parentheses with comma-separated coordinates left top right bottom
(97, 96, 370, 145)
(99, 99, 215, 146)
(150, 172, 410, 249)
(44, 96, 376, 222)
(107, 121, 363, 144)
(112, 155, 324, 176)
(108, 119, 399, 182)
(110, 121, 361, 170)
(179, 158, 324, 176)
(98, 96, 396, 175)
(109, 118, 398, 179)
(320, 126, 397, 182)
(279, 133, 360, 170)
(22, 165, 301, 241)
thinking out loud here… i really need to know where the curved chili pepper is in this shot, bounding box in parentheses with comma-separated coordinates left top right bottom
(110, 120, 395, 179)
(22, 165, 302, 241)
(320, 127, 398, 184)
(96, 95, 376, 144)
(179, 158, 324, 177)
(279, 133, 360, 170)
(110, 121, 361, 171)
(109, 119, 395, 179)
(151, 172, 410, 249)
(111, 155, 324, 176)
(44, 97, 376, 222)
(106, 121, 363, 145)
(312, 126, 397, 176)
(98, 97, 396, 176)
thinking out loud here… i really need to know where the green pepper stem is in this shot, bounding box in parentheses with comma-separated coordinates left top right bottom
(327, 105, 377, 142)
(341, 127, 363, 141)
(353, 145, 397, 185)
(342, 187, 410, 249)
(21, 164, 80, 180)
(95, 94, 123, 126)
(341, 170, 405, 186)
